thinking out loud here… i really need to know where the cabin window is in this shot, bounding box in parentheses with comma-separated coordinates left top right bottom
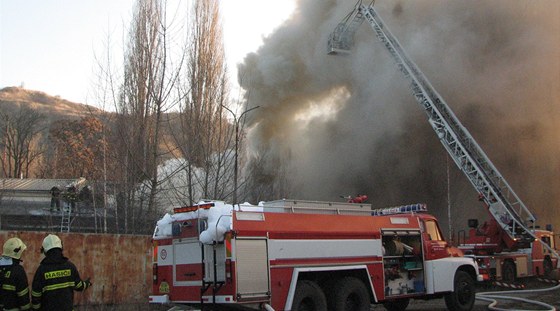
(541, 236, 552, 249)
(424, 220, 443, 241)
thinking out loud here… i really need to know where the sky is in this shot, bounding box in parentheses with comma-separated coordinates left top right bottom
(0, 0, 296, 105)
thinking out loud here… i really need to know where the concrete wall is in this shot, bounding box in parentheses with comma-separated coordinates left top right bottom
(0, 231, 152, 306)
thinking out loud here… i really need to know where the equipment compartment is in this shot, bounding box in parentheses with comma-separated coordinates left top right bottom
(382, 232, 425, 296)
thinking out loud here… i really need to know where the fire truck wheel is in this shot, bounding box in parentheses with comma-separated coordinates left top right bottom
(328, 277, 370, 311)
(444, 270, 475, 311)
(382, 298, 410, 311)
(292, 280, 327, 311)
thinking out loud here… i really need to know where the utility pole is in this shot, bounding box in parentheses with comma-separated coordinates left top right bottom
(222, 105, 260, 205)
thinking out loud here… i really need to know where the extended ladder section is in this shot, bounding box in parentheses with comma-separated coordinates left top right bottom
(328, 3, 538, 247)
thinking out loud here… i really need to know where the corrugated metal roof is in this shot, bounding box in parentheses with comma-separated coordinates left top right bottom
(0, 178, 86, 191)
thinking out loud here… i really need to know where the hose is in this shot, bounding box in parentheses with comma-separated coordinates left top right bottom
(476, 282, 560, 311)
(261, 303, 275, 311)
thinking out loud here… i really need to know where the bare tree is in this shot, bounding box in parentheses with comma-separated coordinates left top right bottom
(90, 0, 240, 233)
(90, 22, 126, 233)
(0, 106, 46, 178)
(112, 0, 180, 233)
(171, 0, 233, 205)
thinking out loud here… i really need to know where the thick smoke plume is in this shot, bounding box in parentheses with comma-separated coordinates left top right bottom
(238, 0, 560, 234)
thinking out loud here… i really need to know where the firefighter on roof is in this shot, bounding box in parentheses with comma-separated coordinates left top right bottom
(0, 237, 31, 311)
(49, 186, 61, 212)
(31, 234, 91, 311)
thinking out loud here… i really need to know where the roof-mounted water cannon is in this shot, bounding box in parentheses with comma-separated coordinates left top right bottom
(341, 194, 369, 203)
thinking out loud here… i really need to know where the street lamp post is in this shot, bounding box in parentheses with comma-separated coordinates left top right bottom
(222, 105, 260, 205)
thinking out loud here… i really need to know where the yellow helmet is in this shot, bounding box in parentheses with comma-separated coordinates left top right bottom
(42, 234, 62, 253)
(2, 237, 27, 260)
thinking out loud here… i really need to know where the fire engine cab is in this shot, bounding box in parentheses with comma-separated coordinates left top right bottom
(149, 199, 481, 311)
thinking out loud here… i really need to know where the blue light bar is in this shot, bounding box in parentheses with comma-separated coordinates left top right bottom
(371, 203, 427, 216)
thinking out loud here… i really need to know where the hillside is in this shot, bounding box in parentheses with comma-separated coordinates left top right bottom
(0, 86, 102, 121)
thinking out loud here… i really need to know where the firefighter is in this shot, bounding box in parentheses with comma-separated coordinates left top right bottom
(49, 186, 61, 211)
(31, 234, 91, 311)
(62, 186, 77, 212)
(0, 237, 31, 311)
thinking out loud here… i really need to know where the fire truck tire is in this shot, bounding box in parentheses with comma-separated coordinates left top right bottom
(502, 261, 516, 284)
(328, 277, 370, 311)
(444, 270, 475, 311)
(292, 280, 327, 311)
(382, 298, 410, 311)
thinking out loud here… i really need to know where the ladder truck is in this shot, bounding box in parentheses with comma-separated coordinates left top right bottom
(327, 0, 559, 285)
(150, 200, 480, 311)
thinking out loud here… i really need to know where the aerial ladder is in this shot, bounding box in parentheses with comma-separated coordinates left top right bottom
(328, 1, 560, 264)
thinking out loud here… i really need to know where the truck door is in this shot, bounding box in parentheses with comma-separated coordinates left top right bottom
(422, 219, 448, 260)
(235, 238, 270, 301)
(173, 239, 203, 286)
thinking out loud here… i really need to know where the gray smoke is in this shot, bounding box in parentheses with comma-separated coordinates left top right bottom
(238, 0, 560, 234)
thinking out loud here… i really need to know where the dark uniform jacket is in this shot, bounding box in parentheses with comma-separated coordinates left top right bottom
(0, 256, 31, 311)
(31, 249, 88, 311)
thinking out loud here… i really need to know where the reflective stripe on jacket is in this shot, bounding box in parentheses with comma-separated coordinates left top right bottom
(0, 256, 31, 311)
(31, 249, 88, 311)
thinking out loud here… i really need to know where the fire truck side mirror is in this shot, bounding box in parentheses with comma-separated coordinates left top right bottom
(468, 219, 479, 229)
(546, 224, 553, 232)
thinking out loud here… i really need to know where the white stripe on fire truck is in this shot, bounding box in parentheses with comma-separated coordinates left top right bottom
(157, 239, 383, 266)
(268, 239, 382, 260)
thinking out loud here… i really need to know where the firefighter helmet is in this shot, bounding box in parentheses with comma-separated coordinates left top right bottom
(2, 237, 27, 260)
(42, 234, 62, 253)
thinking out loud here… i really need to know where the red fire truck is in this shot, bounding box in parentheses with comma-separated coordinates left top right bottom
(327, 1, 560, 286)
(149, 199, 481, 311)
(457, 213, 557, 285)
